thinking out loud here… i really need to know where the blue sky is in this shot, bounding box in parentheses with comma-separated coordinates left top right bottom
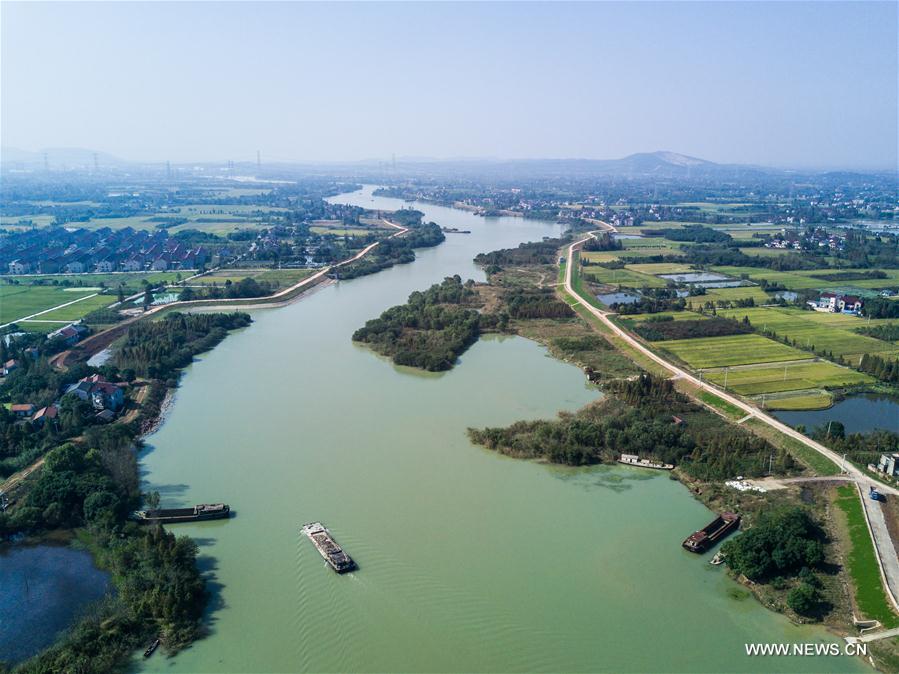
(2, 1, 896, 169)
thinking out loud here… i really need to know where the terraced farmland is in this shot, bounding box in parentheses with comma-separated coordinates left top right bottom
(704, 360, 873, 395)
(658, 333, 807, 368)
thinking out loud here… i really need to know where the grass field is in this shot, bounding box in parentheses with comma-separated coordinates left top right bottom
(0, 285, 100, 324)
(582, 266, 668, 288)
(705, 360, 872, 395)
(717, 306, 897, 359)
(835, 484, 899, 627)
(659, 333, 807, 368)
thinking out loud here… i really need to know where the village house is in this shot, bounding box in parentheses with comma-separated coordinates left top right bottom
(31, 404, 59, 427)
(64, 374, 125, 412)
(49, 323, 90, 346)
(9, 403, 36, 418)
(875, 453, 899, 477)
(2, 359, 19, 376)
(808, 292, 863, 314)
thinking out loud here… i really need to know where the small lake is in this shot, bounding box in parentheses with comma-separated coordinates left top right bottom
(0, 542, 112, 664)
(774, 393, 899, 435)
(597, 290, 642, 305)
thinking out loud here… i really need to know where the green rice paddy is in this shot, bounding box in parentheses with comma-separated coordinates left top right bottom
(705, 360, 872, 395)
(659, 333, 807, 368)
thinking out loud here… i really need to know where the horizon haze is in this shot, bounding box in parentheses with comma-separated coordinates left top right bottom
(2, 1, 897, 170)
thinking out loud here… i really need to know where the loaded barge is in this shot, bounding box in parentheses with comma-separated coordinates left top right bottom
(682, 512, 740, 553)
(301, 522, 357, 573)
(132, 503, 230, 524)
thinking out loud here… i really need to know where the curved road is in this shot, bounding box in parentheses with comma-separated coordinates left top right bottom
(564, 230, 899, 612)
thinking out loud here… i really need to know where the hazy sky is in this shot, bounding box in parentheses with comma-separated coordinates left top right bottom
(2, 1, 896, 169)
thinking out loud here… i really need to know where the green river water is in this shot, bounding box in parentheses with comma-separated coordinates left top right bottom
(136, 186, 866, 673)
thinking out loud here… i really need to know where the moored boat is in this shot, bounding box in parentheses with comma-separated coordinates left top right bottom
(131, 503, 230, 524)
(617, 453, 674, 471)
(683, 512, 740, 553)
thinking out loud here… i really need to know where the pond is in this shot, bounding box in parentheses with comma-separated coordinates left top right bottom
(659, 272, 732, 284)
(0, 542, 112, 664)
(773, 393, 899, 435)
(597, 290, 642, 305)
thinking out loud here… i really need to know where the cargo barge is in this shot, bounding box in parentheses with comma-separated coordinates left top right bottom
(132, 503, 230, 524)
(301, 522, 357, 573)
(682, 512, 740, 553)
(617, 453, 674, 471)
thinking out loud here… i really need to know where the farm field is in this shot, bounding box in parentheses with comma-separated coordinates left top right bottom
(697, 285, 772, 305)
(582, 266, 667, 288)
(704, 360, 872, 395)
(30, 294, 116, 321)
(737, 247, 796, 258)
(580, 250, 623, 263)
(658, 333, 807, 368)
(624, 262, 694, 274)
(0, 214, 56, 230)
(716, 307, 897, 359)
(624, 311, 709, 323)
(190, 268, 315, 288)
(4, 271, 184, 287)
(309, 226, 382, 237)
(762, 391, 834, 411)
(0, 285, 98, 324)
(710, 266, 828, 290)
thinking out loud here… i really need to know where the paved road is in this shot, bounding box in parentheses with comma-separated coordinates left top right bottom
(563, 229, 899, 613)
(860, 485, 899, 610)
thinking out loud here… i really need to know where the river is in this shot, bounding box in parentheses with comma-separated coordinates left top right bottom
(135, 186, 864, 673)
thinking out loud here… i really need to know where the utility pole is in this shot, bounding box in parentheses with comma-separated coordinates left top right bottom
(698, 369, 703, 389)
(723, 367, 729, 390)
(166, 160, 172, 181)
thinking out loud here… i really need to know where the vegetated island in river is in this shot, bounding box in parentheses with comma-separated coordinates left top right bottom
(0, 312, 251, 672)
(350, 229, 898, 670)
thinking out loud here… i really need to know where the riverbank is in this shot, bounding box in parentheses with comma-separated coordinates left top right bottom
(127, 186, 865, 674)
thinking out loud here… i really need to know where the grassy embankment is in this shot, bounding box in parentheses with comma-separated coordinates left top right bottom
(834, 484, 899, 627)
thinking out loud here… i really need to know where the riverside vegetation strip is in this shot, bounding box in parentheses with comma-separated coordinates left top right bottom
(0, 313, 251, 671)
(348, 230, 898, 670)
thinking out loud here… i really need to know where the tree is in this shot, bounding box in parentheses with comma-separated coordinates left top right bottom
(787, 582, 819, 617)
(117, 285, 126, 303)
(143, 286, 154, 311)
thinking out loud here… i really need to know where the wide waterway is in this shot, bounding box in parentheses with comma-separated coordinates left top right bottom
(136, 186, 865, 673)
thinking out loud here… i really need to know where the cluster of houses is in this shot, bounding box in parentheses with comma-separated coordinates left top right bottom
(7, 374, 126, 426)
(807, 292, 864, 314)
(765, 228, 845, 252)
(3, 227, 207, 275)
